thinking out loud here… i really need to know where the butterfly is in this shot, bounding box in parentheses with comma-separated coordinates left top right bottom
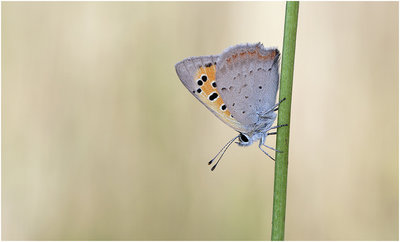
(175, 43, 286, 170)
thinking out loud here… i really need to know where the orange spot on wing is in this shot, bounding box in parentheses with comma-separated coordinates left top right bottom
(195, 64, 231, 117)
(257, 53, 268, 60)
(205, 66, 215, 83)
(196, 66, 216, 96)
(201, 81, 214, 95)
(255, 47, 277, 61)
(224, 49, 276, 64)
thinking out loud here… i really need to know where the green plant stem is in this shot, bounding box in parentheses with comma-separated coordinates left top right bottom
(271, 1, 299, 241)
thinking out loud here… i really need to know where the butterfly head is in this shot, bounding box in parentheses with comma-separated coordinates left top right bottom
(237, 133, 253, 146)
(237, 130, 266, 146)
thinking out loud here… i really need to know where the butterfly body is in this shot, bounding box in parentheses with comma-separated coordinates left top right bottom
(175, 43, 282, 166)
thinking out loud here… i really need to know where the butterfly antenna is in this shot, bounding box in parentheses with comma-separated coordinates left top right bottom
(208, 135, 239, 165)
(210, 143, 232, 171)
(209, 135, 239, 171)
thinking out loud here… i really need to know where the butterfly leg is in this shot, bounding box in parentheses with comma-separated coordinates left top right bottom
(262, 124, 287, 153)
(268, 124, 288, 130)
(262, 143, 283, 153)
(258, 135, 276, 161)
(258, 142, 275, 161)
(261, 133, 283, 153)
(274, 97, 286, 111)
(267, 98, 286, 112)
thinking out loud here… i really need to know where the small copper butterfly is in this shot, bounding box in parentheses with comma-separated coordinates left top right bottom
(175, 43, 286, 170)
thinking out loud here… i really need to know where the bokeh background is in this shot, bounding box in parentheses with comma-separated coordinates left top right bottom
(2, 1, 398, 240)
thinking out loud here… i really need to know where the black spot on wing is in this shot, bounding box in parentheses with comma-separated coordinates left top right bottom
(208, 92, 218, 101)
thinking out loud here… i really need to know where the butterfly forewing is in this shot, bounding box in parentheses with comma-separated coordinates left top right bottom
(175, 56, 246, 132)
(216, 43, 280, 129)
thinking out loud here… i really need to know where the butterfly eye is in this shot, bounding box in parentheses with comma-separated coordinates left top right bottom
(239, 133, 249, 143)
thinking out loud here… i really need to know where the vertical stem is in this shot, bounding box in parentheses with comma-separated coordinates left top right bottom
(271, 1, 299, 241)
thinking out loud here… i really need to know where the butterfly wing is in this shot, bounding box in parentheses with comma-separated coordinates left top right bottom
(175, 56, 246, 132)
(216, 43, 280, 129)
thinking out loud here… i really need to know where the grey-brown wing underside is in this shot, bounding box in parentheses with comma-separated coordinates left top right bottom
(216, 43, 280, 127)
(175, 55, 245, 132)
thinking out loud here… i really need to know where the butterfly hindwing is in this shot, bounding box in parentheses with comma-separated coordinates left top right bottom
(175, 56, 245, 132)
(216, 43, 280, 129)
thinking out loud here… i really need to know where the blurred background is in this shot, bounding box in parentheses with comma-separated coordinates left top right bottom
(2, 2, 398, 240)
